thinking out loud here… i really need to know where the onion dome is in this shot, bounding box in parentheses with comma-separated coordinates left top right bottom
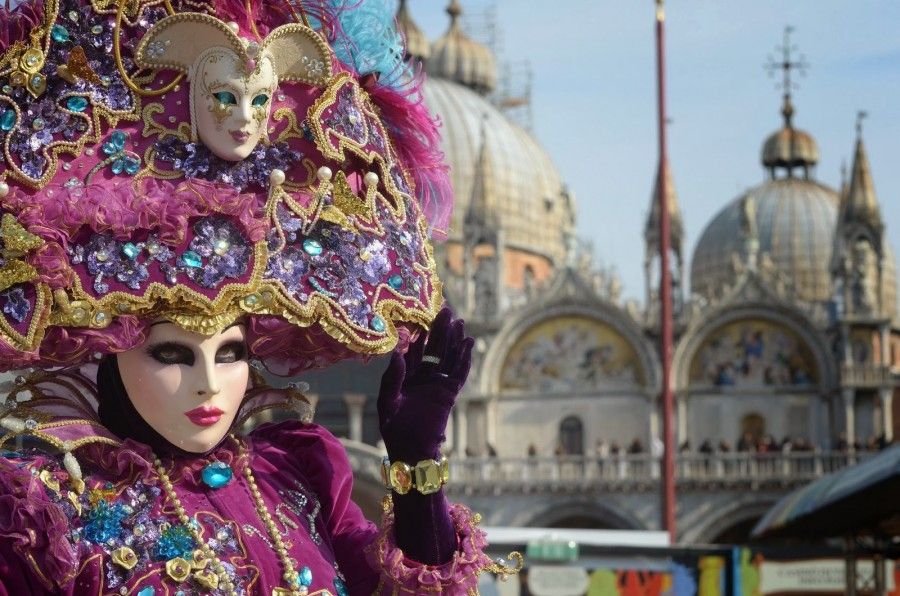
(426, 0, 497, 95)
(396, 0, 430, 62)
(691, 179, 839, 303)
(761, 96, 820, 177)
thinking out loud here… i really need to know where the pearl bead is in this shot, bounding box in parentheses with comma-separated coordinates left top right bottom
(316, 166, 332, 182)
(364, 171, 378, 187)
(0, 181, 9, 197)
(226, 21, 239, 33)
(269, 168, 286, 186)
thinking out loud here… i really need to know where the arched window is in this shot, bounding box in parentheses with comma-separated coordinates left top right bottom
(559, 416, 584, 455)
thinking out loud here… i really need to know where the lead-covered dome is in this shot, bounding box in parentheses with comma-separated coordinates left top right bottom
(423, 77, 573, 264)
(426, 0, 497, 95)
(691, 179, 839, 303)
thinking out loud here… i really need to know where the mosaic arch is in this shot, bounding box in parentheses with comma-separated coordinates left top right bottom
(689, 319, 819, 389)
(500, 315, 644, 392)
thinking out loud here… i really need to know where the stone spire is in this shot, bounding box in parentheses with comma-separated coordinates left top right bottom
(644, 159, 683, 257)
(842, 113, 883, 233)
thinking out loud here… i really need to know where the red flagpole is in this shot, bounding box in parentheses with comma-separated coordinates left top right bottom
(655, 0, 676, 543)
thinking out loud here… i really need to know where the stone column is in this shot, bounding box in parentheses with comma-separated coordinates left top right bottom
(343, 393, 366, 443)
(879, 387, 893, 442)
(454, 400, 468, 459)
(879, 324, 890, 366)
(843, 388, 856, 449)
(676, 393, 688, 446)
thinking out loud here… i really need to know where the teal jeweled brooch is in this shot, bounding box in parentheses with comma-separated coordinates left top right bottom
(201, 461, 233, 489)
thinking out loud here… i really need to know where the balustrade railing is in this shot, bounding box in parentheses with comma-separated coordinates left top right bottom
(445, 451, 875, 490)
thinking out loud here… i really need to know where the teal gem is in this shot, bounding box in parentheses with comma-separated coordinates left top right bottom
(31, 117, 44, 130)
(181, 250, 202, 268)
(334, 578, 349, 596)
(1, 110, 15, 131)
(65, 96, 87, 112)
(111, 159, 124, 175)
(124, 157, 140, 175)
(110, 130, 127, 146)
(370, 315, 385, 333)
(121, 243, 140, 260)
(137, 588, 155, 596)
(51, 24, 70, 42)
(387, 274, 403, 290)
(298, 566, 313, 587)
(302, 239, 322, 256)
(201, 461, 233, 489)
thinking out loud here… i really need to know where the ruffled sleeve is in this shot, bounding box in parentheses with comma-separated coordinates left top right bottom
(0, 454, 80, 594)
(250, 420, 495, 595)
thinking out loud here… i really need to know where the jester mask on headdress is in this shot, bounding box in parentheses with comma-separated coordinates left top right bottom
(0, 0, 451, 375)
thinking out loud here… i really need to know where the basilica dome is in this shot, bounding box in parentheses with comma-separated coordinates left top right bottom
(691, 178, 840, 303)
(423, 77, 573, 268)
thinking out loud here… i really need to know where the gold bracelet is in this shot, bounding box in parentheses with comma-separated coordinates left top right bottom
(380, 456, 450, 495)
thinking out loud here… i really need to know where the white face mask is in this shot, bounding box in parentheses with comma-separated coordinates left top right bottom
(191, 50, 276, 161)
(117, 321, 250, 453)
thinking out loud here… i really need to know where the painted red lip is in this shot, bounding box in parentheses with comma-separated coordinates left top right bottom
(230, 130, 250, 142)
(184, 405, 225, 427)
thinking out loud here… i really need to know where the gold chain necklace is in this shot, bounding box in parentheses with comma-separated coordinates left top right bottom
(152, 436, 305, 596)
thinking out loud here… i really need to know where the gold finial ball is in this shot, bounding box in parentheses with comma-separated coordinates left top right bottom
(364, 171, 379, 188)
(317, 166, 333, 182)
(269, 169, 286, 186)
(226, 21, 240, 34)
(0, 181, 9, 197)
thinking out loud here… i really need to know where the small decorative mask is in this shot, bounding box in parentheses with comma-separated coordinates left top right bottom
(136, 14, 333, 161)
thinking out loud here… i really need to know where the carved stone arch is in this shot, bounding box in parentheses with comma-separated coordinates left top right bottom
(512, 498, 646, 530)
(673, 301, 836, 394)
(682, 498, 776, 544)
(479, 298, 660, 397)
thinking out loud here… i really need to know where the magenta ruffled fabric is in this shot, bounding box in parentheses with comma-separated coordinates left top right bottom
(367, 503, 493, 595)
(0, 456, 79, 591)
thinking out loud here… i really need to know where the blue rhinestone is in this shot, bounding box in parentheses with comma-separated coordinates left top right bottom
(370, 315, 386, 333)
(124, 158, 140, 175)
(65, 96, 87, 112)
(137, 587, 155, 596)
(302, 239, 322, 256)
(299, 566, 313, 587)
(388, 274, 403, 290)
(51, 24, 70, 42)
(110, 130, 127, 147)
(121, 243, 139, 260)
(334, 578, 349, 596)
(201, 461, 233, 489)
(0, 110, 15, 131)
(181, 250, 202, 268)
(111, 158, 124, 174)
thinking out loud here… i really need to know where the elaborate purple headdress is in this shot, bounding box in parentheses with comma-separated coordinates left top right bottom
(0, 0, 452, 375)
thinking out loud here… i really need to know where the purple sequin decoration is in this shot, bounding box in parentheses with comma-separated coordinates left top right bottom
(153, 137, 302, 191)
(324, 85, 367, 144)
(1, 286, 31, 323)
(184, 217, 251, 288)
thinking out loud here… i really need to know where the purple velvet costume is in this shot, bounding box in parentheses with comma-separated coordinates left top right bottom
(0, 419, 490, 595)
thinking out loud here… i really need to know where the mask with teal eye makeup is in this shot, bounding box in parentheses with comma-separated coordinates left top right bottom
(213, 91, 238, 105)
(251, 94, 269, 107)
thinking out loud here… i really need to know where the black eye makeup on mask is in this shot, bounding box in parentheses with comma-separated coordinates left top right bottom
(146, 342, 195, 365)
(145, 340, 247, 365)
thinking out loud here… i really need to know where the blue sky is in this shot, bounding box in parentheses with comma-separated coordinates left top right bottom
(407, 0, 900, 303)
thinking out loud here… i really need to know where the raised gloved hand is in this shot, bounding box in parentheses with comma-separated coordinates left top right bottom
(378, 306, 473, 464)
(376, 306, 473, 565)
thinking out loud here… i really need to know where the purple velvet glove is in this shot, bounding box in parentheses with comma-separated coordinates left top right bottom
(377, 307, 474, 565)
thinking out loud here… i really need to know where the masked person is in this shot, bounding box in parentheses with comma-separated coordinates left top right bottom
(0, 0, 520, 593)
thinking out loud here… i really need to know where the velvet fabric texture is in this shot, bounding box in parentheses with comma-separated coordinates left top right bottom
(0, 420, 490, 595)
(378, 308, 474, 565)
